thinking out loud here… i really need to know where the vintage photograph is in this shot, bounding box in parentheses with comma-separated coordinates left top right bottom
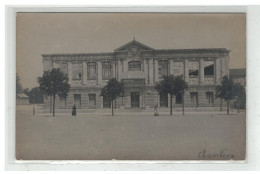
(16, 13, 246, 160)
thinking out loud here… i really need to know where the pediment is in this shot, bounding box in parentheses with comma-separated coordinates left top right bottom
(115, 40, 154, 52)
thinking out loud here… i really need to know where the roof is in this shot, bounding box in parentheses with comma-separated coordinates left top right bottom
(42, 39, 230, 57)
(16, 93, 29, 99)
(229, 69, 246, 77)
(115, 39, 155, 51)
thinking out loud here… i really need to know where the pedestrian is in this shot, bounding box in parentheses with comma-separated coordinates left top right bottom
(72, 104, 77, 117)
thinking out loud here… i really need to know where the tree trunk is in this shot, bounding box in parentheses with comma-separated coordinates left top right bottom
(170, 94, 173, 115)
(50, 95, 52, 113)
(227, 100, 229, 115)
(53, 94, 55, 117)
(65, 98, 67, 109)
(182, 93, 184, 115)
(112, 100, 114, 116)
(220, 98, 223, 112)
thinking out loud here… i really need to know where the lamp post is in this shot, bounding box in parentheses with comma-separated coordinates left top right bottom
(33, 94, 35, 115)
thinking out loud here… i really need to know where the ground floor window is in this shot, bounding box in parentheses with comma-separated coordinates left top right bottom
(89, 94, 96, 108)
(206, 92, 214, 104)
(103, 95, 111, 108)
(190, 92, 198, 106)
(73, 94, 81, 108)
(160, 92, 168, 107)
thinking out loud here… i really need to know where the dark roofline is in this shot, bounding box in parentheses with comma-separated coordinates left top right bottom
(155, 48, 230, 53)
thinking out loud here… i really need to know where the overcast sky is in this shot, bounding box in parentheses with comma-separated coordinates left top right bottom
(16, 13, 246, 89)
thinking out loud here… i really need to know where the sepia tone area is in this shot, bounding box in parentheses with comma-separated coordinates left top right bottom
(16, 13, 246, 160)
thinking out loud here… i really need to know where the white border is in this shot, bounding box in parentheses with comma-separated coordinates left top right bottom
(5, 6, 260, 171)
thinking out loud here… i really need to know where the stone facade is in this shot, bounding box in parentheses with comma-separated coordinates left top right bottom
(42, 39, 230, 110)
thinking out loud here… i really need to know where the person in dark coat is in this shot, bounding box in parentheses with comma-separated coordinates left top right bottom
(72, 104, 77, 116)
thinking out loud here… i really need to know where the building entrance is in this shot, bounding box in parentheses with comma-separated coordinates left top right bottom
(131, 92, 140, 108)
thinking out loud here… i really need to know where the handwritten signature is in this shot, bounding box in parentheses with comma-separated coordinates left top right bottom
(198, 149, 234, 159)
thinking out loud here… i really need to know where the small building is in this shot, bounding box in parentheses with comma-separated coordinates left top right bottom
(229, 69, 246, 87)
(16, 93, 29, 105)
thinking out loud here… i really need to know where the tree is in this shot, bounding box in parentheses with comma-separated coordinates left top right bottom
(37, 68, 70, 117)
(23, 87, 44, 104)
(233, 83, 246, 111)
(16, 73, 23, 94)
(155, 75, 188, 115)
(215, 76, 235, 115)
(100, 78, 124, 116)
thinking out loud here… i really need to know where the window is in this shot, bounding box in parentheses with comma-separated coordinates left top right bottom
(128, 61, 141, 71)
(204, 61, 214, 76)
(102, 62, 111, 78)
(190, 92, 198, 106)
(189, 61, 199, 78)
(87, 62, 96, 79)
(172, 61, 184, 78)
(158, 60, 168, 78)
(72, 63, 82, 80)
(206, 92, 214, 104)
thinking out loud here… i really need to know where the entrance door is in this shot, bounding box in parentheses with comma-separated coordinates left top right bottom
(160, 92, 168, 108)
(131, 92, 140, 108)
(89, 94, 96, 109)
(74, 94, 81, 108)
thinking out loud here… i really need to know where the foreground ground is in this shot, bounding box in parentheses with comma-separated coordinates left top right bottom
(16, 105, 246, 160)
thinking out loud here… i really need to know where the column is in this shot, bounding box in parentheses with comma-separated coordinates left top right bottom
(82, 61, 87, 85)
(199, 58, 204, 83)
(68, 61, 73, 84)
(170, 59, 174, 75)
(143, 59, 148, 84)
(215, 58, 221, 84)
(117, 60, 121, 81)
(97, 61, 102, 85)
(184, 59, 189, 83)
(123, 59, 127, 73)
(154, 59, 159, 83)
(148, 59, 153, 84)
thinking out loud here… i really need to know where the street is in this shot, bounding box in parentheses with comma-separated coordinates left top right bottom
(16, 105, 246, 160)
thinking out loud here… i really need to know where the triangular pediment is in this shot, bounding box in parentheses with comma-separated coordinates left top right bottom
(115, 40, 154, 52)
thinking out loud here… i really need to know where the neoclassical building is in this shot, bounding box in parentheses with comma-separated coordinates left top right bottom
(42, 39, 230, 110)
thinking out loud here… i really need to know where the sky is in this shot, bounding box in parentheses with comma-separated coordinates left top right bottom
(16, 13, 246, 89)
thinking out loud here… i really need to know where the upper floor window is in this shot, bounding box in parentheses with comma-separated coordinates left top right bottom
(72, 63, 82, 80)
(102, 62, 111, 78)
(128, 61, 141, 71)
(87, 62, 96, 79)
(189, 60, 199, 78)
(158, 60, 168, 78)
(204, 60, 214, 77)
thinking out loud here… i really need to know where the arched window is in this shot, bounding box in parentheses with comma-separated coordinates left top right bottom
(128, 61, 141, 71)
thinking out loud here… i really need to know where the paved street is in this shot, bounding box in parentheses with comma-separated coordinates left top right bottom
(16, 105, 246, 160)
